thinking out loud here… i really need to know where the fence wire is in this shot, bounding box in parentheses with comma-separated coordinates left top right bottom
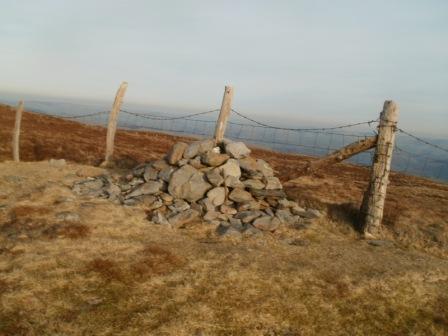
(19, 101, 448, 183)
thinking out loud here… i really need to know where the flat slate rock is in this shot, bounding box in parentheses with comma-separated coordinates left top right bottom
(229, 188, 253, 203)
(252, 216, 280, 232)
(220, 159, 241, 179)
(225, 142, 251, 159)
(168, 209, 200, 228)
(125, 181, 163, 199)
(167, 142, 188, 165)
(202, 151, 230, 167)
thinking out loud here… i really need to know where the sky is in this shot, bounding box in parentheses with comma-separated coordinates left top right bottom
(1, 0, 447, 136)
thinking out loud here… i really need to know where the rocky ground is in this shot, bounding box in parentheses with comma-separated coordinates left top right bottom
(74, 139, 324, 240)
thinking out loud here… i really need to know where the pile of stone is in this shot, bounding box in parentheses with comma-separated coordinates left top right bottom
(73, 139, 322, 237)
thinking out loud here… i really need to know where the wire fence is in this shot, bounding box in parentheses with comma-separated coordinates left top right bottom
(12, 100, 448, 183)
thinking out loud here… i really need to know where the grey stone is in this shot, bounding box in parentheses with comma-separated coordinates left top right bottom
(55, 211, 80, 222)
(104, 181, 121, 200)
(152, 159, 170, 170)
(177, 158, 189, 166)
(234, 210, 263, 223)
(125, 181, 163, 199)
(252, 216, 280, 232)
(265, 198, 278, 208)
(167, 142, 188, 165)
(224, 176, 244, 188)
(237, 201, 261, 211)
(230, 220, 245, 232)
(189, 156, 205, 169)
(72, 178, 105, 197)
(158, 166, 176, 182)
(291, 206, 306, 215)
(147, 200, 164, 211)
(190, 202, 203, 215)
(169, 164, 197, 189)
(256, 159, 274, 177)
(229, 217, 242, 227)
(129, 177, 145, 186)
(229, 188, 253, 203)
(183, 139, 215, 159)
(216, 222, 230, 235)
(220, 159, 241, 179)
(242, 225, 263, 238)
(152, 210, 171, 226)
(206, 168, 224, 187)
(220, 204, 237, 215)
(264, 208, 275, 217)
(168, 165, 212, 202)
(294, 208, 322, 219)
(216, 223, 242, 239)
(123, 198, 138, 206)
(265, 176, 283, 190)
(143, 166, 159, 181)
(207, 187, 226, 206)
(168, 209, 200, 228)
(132, 163, 146, 177)
(217, 213, 230, 221)
(204, 211, 219, 221)
(238, 157, 258, 174)
(119, 183, 132, 192)
(199, 198, 216, 213)
(169, 199, 190, 213)
(135, 195, 157, 206)
(186, 171, 212, 202)
(278, 199, 297, 209)
(201, 151, 229, 167)
(275, 209, 296, 225)
(243, 179, 265, 190)
(159, 193, 174, 204)
(225, 142, 251, 159)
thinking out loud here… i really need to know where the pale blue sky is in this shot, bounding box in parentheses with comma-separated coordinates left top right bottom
(1, 0, 447, 135)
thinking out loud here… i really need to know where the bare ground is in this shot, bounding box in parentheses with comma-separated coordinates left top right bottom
(1, 104, 448, 335)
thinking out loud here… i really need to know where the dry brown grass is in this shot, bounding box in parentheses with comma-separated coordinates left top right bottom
(1, 105, 448, 334)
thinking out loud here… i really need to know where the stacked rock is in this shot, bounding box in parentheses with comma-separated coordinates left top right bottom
(73, 138, 322, 237)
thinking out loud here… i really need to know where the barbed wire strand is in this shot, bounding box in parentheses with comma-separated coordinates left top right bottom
(397, 128, 448, 154)
(120, 108, 219, 121)
(231, 108, 379, 132)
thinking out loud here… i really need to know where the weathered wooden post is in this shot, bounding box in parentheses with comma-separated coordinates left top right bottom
(12, 100, 24, 162)
(214, 85, 234, 145)
(103, 81, 128, 166)
(360, 100, 399, 238)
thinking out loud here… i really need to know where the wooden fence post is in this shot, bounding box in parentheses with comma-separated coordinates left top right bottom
(12, 100, 24, 162)
(214, 85, 234, 145)
(360, 100, 399, 238)
(103, 81, 128, 166)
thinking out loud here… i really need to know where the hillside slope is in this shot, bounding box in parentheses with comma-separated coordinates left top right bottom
(1, 103, 447, 257)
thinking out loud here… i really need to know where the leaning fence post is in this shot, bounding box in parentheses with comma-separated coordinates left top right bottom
(360, 100, 399, 238)
(214, 85, 234, 144)
(12, 100, 24, 162)
(103, 81, 128, 166)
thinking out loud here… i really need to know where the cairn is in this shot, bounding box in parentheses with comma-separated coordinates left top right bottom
(73, 139, 322, 237)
